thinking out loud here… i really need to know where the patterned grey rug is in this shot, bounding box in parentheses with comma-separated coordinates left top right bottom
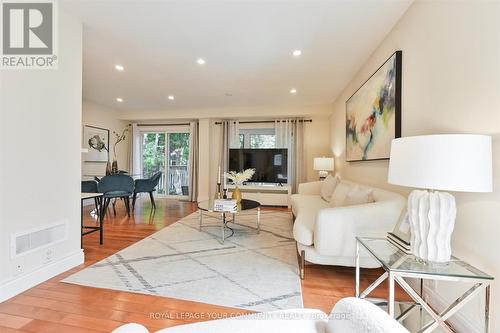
(63, 210, 303, 312)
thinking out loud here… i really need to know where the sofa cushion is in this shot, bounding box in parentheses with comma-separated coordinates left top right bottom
(292, 194, 329, 246)
(343, 186, 375, 207)
(329, 181, 352, 207)
(320, 175, 340, 201)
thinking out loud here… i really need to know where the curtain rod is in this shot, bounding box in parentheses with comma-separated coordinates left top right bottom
(135, 123, 191, 127)
(214, 119, 312, 125)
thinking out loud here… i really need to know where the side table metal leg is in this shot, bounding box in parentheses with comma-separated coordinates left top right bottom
(355, 240, 360, 297)
(388, 273, 395, 317)
(420, 278, 424, 328)
(221, 212, 225, 243)
(485, 284, 490, 333)
(257, 207, 260, 234)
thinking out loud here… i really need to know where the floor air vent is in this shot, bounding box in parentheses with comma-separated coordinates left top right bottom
(12, 222, 67, 257)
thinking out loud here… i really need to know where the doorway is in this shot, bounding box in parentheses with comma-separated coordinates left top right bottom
(140, 129, 190, 198)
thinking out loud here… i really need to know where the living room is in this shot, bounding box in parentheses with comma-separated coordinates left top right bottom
(0, 0, 499, 332)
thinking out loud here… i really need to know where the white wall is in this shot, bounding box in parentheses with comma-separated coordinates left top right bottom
(0, 11, 83, 300)
(82, 101, 130, 176)
(329, 1, 500, 331)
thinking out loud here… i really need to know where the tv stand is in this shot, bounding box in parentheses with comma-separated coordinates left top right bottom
(227, 183, 291, 208)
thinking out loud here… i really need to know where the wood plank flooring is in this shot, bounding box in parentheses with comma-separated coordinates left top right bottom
(0, 197, 406, 332)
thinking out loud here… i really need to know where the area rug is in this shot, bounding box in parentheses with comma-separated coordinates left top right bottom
(63, 210, 303, 312)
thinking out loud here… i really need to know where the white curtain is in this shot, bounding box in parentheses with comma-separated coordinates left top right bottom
(220, 120, 240, 173)
(275, 118, 305, 193)
(188, 121, 199, 201)
(229, 120, 240, 148)
(128, 123, 142, 176)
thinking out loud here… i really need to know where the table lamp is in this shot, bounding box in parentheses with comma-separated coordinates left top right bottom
(388, 134, 492, 263)
(314, 157, 334, 180)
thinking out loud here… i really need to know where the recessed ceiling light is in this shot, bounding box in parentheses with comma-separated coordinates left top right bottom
(292, 50, 302, 57)
(197, 58, 206, 65)
(116, 97, 123, 102)
(290, 88, 297, 94)
(115, 64, 124, 71)
(168, 95, 175, 100)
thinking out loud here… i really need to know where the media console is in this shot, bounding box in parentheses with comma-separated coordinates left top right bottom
(226, 183, 291, 208)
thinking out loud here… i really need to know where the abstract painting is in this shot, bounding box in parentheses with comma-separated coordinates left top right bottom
(346, 51, 401, 161)
(83, 125, 109, 162)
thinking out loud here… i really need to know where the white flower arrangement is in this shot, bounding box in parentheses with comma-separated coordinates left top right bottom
(225, 168, 255, 185)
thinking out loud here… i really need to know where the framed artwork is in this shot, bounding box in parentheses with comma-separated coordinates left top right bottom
(346, 50, 402, 162)
(83, 125, 109, 162)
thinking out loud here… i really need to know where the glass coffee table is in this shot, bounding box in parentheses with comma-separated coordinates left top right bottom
(356, 237, 494, 333)
(197, 199, 261, 243)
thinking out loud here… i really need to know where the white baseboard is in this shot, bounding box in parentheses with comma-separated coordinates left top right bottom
(0, 249, 84, 302)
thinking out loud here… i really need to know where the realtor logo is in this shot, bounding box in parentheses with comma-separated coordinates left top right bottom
(1, 0, 58, 69)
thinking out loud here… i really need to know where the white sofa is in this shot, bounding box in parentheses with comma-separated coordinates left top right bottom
(291, 179, 405, 278)
(112, 297, 409, 333)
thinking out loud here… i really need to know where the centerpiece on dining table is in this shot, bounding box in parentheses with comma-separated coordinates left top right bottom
(225, 168, 255, 203)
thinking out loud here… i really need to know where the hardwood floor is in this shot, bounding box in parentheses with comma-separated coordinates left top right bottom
(0, 197, 406, 332)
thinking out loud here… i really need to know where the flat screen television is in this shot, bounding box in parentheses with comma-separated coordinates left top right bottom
(229, 148, 288, 184)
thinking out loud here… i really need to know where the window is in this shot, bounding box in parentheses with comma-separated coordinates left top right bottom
(238, 134, 244, 148)
(249, 134, 276, 148)
(239, 128, 276, 149)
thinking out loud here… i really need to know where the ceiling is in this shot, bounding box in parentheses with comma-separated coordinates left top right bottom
(61, 0, 413, 111)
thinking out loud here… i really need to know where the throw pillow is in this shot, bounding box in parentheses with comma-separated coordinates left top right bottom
(320, 175, 340, 202)
(329, 182, 352, 207)
(343, 186, 375, 206)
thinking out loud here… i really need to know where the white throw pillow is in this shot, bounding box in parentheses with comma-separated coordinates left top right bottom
(329, 182, 352, 207)
(320, 175, 340, 202)
(343, 186, 375, 206)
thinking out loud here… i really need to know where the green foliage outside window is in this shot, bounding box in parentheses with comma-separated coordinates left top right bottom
(250, 134, 276, 148)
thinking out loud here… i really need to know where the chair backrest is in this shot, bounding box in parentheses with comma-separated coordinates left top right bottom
(81, 180, 98, 193)
(98, 174, 134, 193)
(150, 172, 162, 185)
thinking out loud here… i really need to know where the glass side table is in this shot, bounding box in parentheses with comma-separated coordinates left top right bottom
(356, 237, 493, 333)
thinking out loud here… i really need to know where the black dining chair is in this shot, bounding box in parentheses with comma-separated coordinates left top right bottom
(97, 174, 135, 217)
(81, 180, 101, 215)
(132, 172, 162, 211)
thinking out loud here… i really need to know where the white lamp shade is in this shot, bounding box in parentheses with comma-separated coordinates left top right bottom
(388, 134, 492, 192)
(314, 157, 334, 171)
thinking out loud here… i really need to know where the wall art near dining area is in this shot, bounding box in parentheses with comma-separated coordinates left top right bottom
(346, 50, 402, 161)
(83, 125, 109, 162)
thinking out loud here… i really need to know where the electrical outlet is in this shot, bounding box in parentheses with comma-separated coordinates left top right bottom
(44, 249, 54, 263)
(12, 261, 24, 276)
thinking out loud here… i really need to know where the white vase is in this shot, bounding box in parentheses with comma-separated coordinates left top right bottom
(408, 190, 457, 263)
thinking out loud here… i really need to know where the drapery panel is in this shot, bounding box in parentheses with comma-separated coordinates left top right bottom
(275, 118, 305, 193)
(188, 121, 199, 201)
(128, 123, 142, 177)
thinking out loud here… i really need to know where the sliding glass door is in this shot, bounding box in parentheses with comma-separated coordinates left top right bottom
(141, 129, 190, 198)
(166, 132, 189, 196)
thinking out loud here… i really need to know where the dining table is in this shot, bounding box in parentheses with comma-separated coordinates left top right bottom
(81, 192, 104, 248)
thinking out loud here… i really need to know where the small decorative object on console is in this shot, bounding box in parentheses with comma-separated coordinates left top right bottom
(110, 126, 129, 174)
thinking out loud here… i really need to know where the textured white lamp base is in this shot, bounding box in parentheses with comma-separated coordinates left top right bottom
(318, 170, 329, 180)
(408, 190, 457, 263)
